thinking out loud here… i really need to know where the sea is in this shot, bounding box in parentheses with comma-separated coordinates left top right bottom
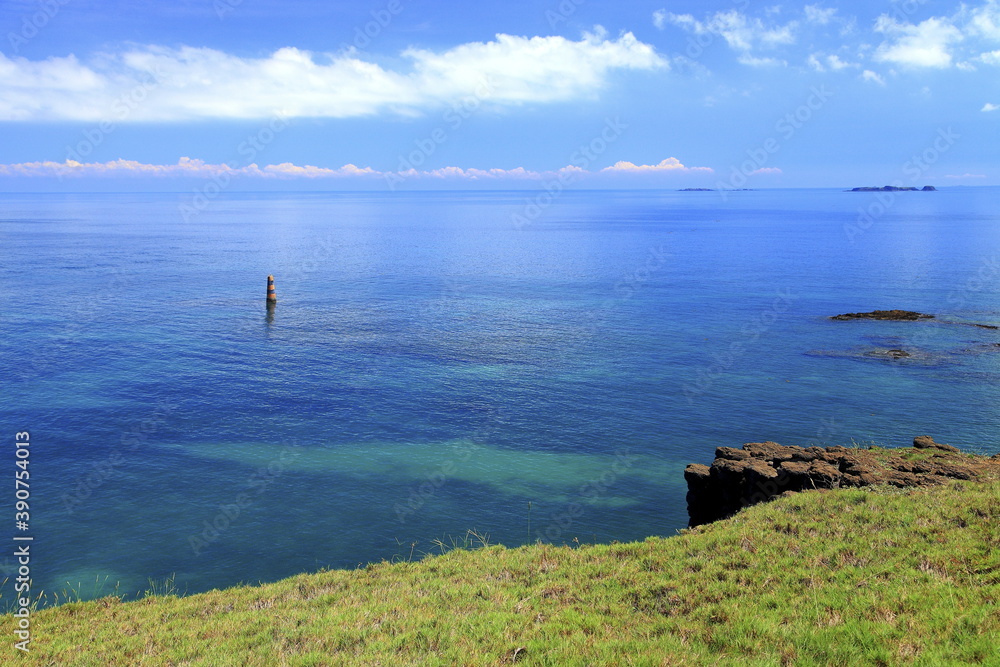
(2, 187, 998, 603)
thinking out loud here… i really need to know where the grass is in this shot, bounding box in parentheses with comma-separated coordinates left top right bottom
(5, 468, 1000, 665)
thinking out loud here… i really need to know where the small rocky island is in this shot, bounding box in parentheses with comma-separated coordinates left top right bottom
(684, 437, 1000, 527)
(848, 185, 936, 192)
(830, 310, 934, 321)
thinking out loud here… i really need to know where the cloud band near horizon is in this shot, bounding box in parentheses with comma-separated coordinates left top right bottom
(0, 29, 663, 122)
(0, 157, 714, 181)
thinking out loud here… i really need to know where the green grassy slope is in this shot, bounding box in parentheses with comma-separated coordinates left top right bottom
(7, 476, 1000, 666)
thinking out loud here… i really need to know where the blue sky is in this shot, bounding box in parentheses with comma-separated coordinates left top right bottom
(0, 0, 997, 190)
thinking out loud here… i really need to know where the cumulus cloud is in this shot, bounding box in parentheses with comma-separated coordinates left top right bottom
(749, 167, 782, 175)
(968, 0, 1000, 39)
(653, 9, 668, 30)
(804, 5, 837, 25)
(861, 69, 886, 85)
(980, 49, 1000, 64)
(811, 53, 858, 71)
(738, 54, 786, 67)
(983, 102, 1000, 111)
(665, 10, 797, 58)
(601, 158, 713, 173)
(0, 30, 665, 122)
(944, 173, 986, 178)
(874, 16, 964, 68)
(0, 157, 713, 180)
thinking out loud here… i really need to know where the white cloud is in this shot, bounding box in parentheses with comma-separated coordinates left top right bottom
(601, 158, 713, 173)
(968, 0, 1000, 39)
(826, 54, 856, 70)
(749, 167, 782, 175)
(874, 16, 964, 68)
(983, 102, 1000, 111)
(979, 49, 1000, 64)
(738, 54, 786, 67)
(653, 9, 668, 30)
(944, 173, 986, 178)
(665, 10, 797, 55)
(0, 31, 665, 122)
(804, 5, 837, 25)
(807, 52, 858, 71)
(861, 69, 886, 85)
(0, 157, 714, 180)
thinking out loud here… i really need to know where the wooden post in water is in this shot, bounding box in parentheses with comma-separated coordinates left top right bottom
(266, 274, 277, 303)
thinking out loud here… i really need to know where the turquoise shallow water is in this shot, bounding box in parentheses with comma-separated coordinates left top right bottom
(2, 188, 998, 600)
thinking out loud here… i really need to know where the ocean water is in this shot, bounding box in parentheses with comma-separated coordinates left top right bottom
(2, 188, 999, 601)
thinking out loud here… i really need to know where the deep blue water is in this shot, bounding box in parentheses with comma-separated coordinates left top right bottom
(2, 188, 999, 602)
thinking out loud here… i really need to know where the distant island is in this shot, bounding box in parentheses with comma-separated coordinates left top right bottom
(830, 309, 934, 321)
(847, 185, 937, 192)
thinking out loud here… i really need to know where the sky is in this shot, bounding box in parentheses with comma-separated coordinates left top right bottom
(0, 0, 998, 191)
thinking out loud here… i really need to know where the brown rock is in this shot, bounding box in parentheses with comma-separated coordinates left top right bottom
(807, 460, 842, 489)
(777, 460, 813, 492)
(684, 439, 999, 527)
(885, 471, 922, 487)
(712, 458, 750, 481)
(715, 447, 751, 461)
(743, 441, 796, 462)
(913, 436, 959, 453)
(683, 464, 711, 483)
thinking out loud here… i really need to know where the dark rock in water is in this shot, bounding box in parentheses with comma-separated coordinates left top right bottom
(868, 348, 911, 359)
(913, 435, 959, 453)
(806, 347, 939, 366)
(684, 437, 995, 526)
(848, 185, 935, 192)
(971, 323, 1000, 330)
(831, 310, 934, 321)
